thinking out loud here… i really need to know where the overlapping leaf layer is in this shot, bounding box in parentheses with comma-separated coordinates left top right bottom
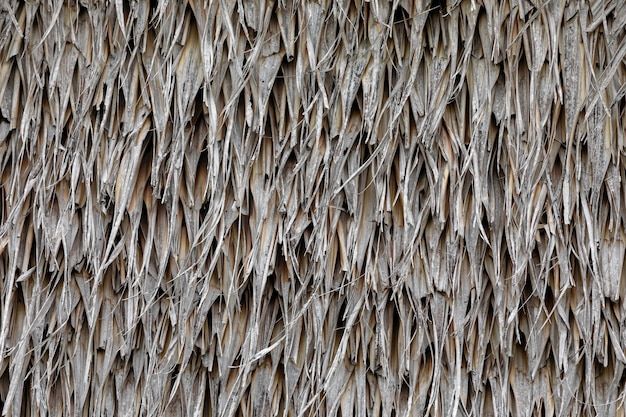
(1, 0, 625, 415)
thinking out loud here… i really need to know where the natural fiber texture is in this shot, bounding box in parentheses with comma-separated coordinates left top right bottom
(1, 0, 625, 415)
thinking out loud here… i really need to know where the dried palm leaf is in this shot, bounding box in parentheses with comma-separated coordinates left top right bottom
(1, 0, 626, 416)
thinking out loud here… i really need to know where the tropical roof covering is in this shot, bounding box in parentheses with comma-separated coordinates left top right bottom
(1, 0, 625, 415)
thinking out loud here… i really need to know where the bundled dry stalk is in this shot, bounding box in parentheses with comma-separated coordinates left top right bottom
(0, 0, 625, 415)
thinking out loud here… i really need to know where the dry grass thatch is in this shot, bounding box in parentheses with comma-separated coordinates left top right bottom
(1, 0, 626, 415)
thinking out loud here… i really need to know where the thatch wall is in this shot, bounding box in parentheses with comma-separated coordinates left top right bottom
(1, 0, 625, 415)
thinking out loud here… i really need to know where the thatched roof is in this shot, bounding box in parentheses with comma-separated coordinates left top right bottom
(1, 0, 625, 415)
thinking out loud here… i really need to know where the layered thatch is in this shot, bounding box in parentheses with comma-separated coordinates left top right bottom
(1, 0, 625, 415)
